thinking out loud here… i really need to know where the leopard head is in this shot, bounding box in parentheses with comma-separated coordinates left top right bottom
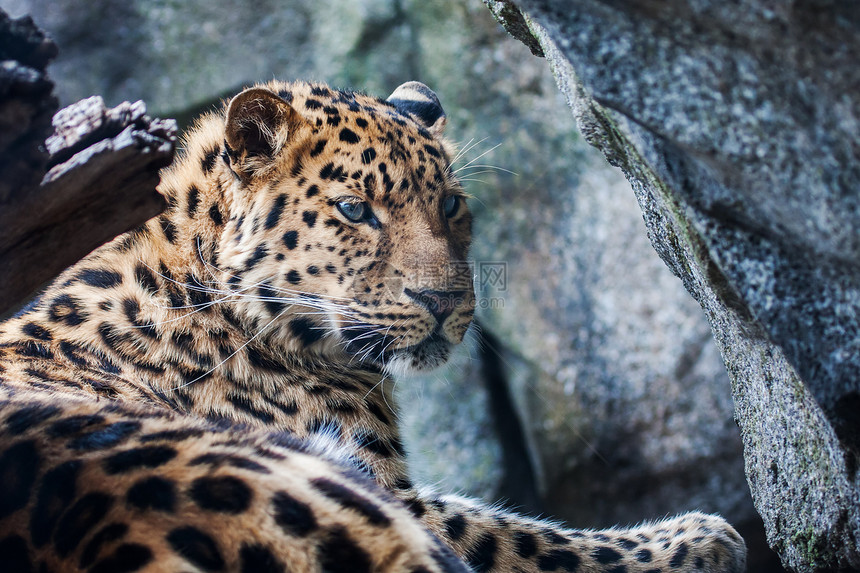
(215, 81, 475, 374)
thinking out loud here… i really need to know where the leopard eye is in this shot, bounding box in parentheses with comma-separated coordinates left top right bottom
(443, 195, 460, 218)
(337, 200, 368, 222)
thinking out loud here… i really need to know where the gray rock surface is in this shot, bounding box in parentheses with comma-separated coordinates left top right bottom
(4, 0, 776, 565)
(470, 127, 749, 526)
(482, 0, 860, 570)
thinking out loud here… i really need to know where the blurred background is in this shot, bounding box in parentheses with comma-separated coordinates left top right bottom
(1, 0, 782, 568)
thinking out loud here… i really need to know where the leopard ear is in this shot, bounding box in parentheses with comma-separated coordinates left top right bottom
(224, 87, 302, 177)
(387, 81, 447, 137)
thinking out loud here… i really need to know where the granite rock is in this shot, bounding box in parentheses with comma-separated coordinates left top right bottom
(483, 0, 860, 570)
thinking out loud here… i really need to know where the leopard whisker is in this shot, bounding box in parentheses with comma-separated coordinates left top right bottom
(241, 281, 354, 303)
(456, 177, 493, 187)
(360, 324, 406, 366)
(449, 137, 478, 163)
(449, 137, 489, 167)
(337, 322, 389, 332)
(342, 329, 385, 346)
(457, 167, 511, 179)
(453, 164, 517, 177)
(135, 282, 352, 333)
(139, 260, 253, 305)
(125, 265, 265, 330)
(220, 287, 358, 318)
(452, 141, 502, 173)
(376, 330, 404, 365)
(362, 370, 395, 406)
(171, 302, 293, 391)
(350, 338, 379, 364)
(193, 244, 353, 304)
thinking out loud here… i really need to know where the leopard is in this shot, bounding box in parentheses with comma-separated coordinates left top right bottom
(0, 79, 747, 573)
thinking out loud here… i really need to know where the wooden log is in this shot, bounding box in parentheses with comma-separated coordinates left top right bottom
(0, 9, 176, 318)
(0, 96, 176, 317)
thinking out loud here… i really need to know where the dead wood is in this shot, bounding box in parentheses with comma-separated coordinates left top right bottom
(0, 9, 175, 318)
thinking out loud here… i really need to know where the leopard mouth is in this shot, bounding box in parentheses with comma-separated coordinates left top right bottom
(386, 331, 452, 372)
(340, 324, 452, 373)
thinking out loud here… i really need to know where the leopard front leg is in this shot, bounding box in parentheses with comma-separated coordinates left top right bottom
(398, 490, 746, 573)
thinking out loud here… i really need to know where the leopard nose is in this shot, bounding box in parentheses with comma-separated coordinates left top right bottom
(404, 288, 466, 323)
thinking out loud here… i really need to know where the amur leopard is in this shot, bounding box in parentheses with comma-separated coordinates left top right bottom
(0, 80, 747, 572)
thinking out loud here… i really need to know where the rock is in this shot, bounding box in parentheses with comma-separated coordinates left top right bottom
(483, 0, 860, 570)
(6, 0, 775, 566)
(397, 331, 503, 500)
(473, 150, 750, 526)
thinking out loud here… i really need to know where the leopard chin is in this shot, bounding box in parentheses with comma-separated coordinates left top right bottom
(383, 332, 453, 376)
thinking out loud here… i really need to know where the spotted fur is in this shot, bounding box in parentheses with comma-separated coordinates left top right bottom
(0, 80, 746, 572)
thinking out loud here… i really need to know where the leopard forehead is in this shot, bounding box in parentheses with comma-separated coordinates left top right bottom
(266, 81, 458, 209)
